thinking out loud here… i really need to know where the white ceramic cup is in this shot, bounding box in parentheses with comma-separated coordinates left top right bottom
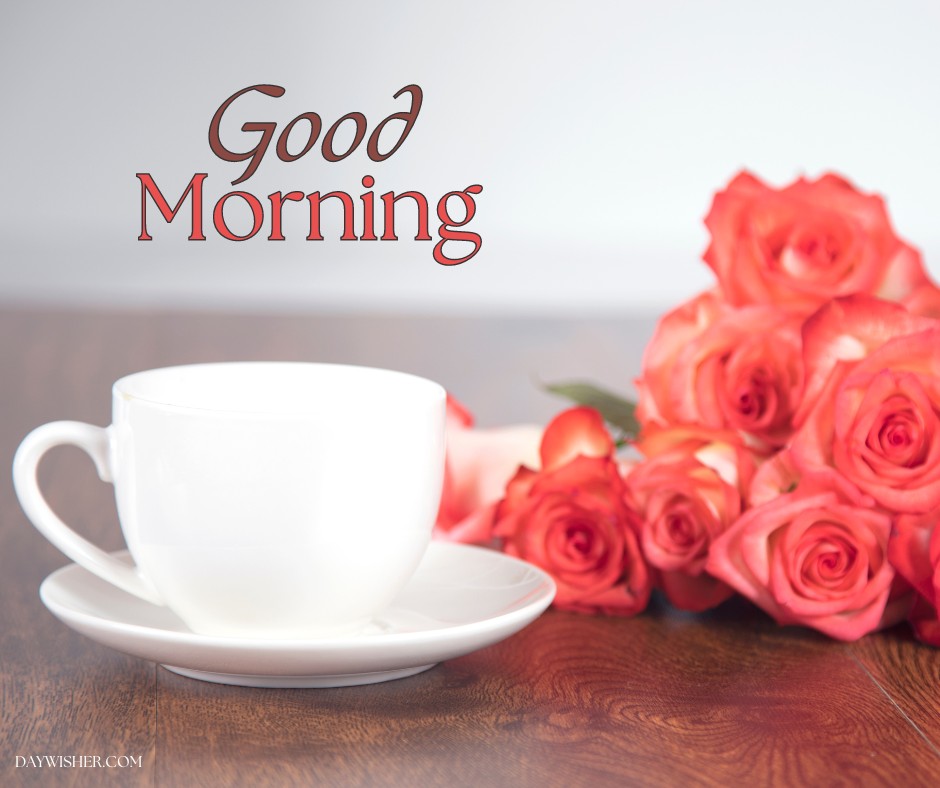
(13, 362, 446, 639)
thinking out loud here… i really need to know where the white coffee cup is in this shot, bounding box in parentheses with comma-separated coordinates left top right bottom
(13, 362, 446, 639)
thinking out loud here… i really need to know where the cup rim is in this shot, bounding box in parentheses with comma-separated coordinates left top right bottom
(112, 361, 446, 416)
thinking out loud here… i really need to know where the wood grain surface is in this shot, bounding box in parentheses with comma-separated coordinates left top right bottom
(1, 307, 939, 787)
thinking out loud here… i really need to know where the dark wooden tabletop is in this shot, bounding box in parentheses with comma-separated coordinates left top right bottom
(2, 307, 939, 787)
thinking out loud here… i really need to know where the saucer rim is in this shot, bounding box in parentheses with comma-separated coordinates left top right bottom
(39, 541, 557, 652)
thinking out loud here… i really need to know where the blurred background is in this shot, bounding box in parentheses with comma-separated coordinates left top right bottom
(3, 0, 940, 317)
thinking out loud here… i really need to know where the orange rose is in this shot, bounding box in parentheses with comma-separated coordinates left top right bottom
(704, 172, 927, 313)
(792, 297, 940, 513)
(635, 290, 728, 428)
(636, 291, 804, 450)
(628, 426, 754, 611)
(493, 408, 651, 616)
(707, 471, 898, 640)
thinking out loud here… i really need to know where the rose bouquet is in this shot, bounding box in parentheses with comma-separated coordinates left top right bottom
(435, 171, 940, 645)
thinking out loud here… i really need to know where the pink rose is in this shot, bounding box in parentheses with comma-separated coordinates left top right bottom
(628, 426, 754, 611)
(435, 395, 541, 544)
(707, 471, 898, 640)
(636, 291, 804, 450)
(792, 297, 940, 513)
(493, 408, 651, 616)
(794, 296, 937, 425)
(888, 508, 940, 646)
(703, 172, 927, 313)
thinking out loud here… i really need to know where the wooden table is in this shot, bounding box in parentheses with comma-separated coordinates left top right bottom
(2, 307, 939, 787)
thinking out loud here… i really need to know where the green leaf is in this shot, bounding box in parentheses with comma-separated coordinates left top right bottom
(544, 381, 640, 439)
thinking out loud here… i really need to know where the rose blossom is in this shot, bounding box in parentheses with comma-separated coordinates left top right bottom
(493, 407, 651, 616)
(707, 471, 898, 640)
(628, 426, 754, 611)
(703, 172, 927, 313)
(888, 508, 940, 646)
(792, 297, 940, 513)
(635, 290, 728, 427)
(794, 295, 937, 424)
(636, 291, 804, 450)
(435, 395, 541, 544)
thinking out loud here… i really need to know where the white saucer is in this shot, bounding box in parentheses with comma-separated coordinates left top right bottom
(39, 541, 555, 688)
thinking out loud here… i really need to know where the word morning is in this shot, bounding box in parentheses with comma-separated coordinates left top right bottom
(136, 84, 483, 265)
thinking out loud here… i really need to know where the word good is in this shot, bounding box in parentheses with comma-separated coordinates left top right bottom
(209, 84, 423, 185)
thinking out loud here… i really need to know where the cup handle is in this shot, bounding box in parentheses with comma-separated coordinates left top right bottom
(13, 421, 165, 605)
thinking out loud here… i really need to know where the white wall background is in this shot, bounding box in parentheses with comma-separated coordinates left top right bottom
(2, 0, 940, 315)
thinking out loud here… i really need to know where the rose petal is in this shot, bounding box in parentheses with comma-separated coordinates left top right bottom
(657, 570, 734, 613)
(539, 407, 614, 471)
(889, 510, 937, 604)
(437, 395, 541, 542)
